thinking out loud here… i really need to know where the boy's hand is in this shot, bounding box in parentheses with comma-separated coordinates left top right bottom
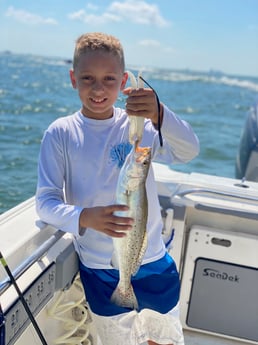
(79, 205, 133, 237)
(123, 87, 163, 126)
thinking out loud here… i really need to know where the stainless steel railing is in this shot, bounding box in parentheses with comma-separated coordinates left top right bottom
(0, 230, 65, 294)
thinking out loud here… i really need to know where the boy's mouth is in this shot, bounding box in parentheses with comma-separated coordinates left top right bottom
(90, 97, 107, 104)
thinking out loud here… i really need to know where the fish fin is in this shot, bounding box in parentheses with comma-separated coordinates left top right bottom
(131, 231, 148, 276)
(110, 251, 119, 269)
(111, 282, 138, 310)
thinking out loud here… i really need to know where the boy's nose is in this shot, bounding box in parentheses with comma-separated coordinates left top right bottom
(92, 80, 104, 91)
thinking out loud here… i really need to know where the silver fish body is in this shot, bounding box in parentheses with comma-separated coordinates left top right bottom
(111, 145, 151, 310)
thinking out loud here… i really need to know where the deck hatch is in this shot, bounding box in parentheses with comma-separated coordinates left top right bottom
(180, 225, 258, 343)
(187, 258, 258, 342)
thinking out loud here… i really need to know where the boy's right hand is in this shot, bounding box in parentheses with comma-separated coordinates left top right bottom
(79, 205, 133, 237)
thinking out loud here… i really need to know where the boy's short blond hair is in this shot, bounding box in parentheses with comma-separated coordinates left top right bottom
(73, 32, 125, 71)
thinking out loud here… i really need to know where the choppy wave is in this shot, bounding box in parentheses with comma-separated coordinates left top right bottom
(0, 53, 258, 213)
(129, 65, 258, 92)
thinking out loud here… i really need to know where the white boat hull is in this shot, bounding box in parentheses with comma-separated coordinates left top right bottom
(1, 164, 258, 345)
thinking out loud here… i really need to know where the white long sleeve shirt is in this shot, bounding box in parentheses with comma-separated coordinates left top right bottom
(36, 105, 199, 268)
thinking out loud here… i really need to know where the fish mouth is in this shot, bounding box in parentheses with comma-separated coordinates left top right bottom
(135, 146, 151, 163)
(135, 146, 151, 154)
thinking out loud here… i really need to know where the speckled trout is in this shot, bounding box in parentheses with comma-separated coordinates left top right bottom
(111, 144, 151, 310)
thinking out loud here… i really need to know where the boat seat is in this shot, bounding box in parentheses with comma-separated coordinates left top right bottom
(244, 147, 258, 182)
(236, 100, 258, 182)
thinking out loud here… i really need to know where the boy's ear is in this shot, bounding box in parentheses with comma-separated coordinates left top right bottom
(70, 69, 77, 89)
(120, 72, 128, 90)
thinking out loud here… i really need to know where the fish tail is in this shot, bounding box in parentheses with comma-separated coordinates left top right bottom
(111, 283, 138, 310)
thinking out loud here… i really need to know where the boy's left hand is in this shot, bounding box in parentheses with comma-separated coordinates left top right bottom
(123, 87, 163, 126)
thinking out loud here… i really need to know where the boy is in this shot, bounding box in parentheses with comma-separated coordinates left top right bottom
(36, 32, 199, 345)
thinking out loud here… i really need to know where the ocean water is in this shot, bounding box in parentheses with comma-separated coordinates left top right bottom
(0, 52, 258, 214)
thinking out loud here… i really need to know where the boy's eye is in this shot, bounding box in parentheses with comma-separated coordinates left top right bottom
(82, 76, 92, 80)
(105, 76, 116, 81)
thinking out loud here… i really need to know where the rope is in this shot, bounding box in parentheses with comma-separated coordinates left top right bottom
(47, 278, 92, 345)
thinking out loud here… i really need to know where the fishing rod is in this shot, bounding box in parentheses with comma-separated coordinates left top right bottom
(0, 303, 4, 344)
(0, 251, 48, 345)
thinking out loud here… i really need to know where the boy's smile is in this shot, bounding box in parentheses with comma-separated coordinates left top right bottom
(70, 51, 127, 120)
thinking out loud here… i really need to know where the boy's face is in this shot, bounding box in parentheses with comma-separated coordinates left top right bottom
(70, 50, 127, 119)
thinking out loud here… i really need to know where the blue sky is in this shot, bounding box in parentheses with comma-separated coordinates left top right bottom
(1, 0, 258, 76)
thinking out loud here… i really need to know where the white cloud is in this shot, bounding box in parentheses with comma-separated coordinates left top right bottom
(5, 6, 57, 25)
(68, 0, 170, 27)
(86, 3, 99, 11)
(137, 40, 177, 57)
(68, 10, 121, 25)
(109, 0, 170, 27)
(138, 39, 161, 47)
